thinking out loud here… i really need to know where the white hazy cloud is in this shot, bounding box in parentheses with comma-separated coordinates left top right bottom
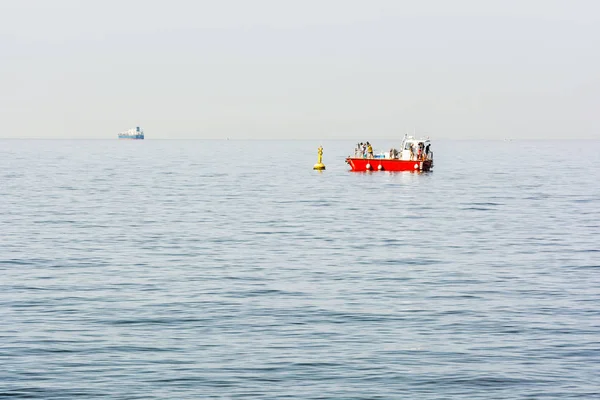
(1, 0, 598, 139)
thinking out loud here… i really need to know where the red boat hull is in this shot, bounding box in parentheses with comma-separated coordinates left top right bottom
(346, 157, 433, 172)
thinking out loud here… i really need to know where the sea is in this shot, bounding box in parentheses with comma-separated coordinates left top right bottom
(1, 139, 599, 399)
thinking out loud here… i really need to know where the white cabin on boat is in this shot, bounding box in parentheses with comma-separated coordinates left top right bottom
(397, 135, 433, 161)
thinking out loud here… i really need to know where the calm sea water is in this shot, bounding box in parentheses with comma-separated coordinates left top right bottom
(1, 139, 599, 399)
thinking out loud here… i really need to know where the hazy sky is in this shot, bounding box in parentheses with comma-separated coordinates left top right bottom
(1, 0, 598, 139)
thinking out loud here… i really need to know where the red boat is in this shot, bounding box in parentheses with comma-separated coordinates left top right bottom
(346, 135, 434, 172)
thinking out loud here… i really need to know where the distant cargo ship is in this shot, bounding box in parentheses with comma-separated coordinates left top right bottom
(118, 126, 144, 140)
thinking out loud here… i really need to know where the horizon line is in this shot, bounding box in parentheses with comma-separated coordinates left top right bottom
(1, 137, 598, 141)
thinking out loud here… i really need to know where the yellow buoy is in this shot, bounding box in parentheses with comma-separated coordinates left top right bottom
(313, 146, 326, 170)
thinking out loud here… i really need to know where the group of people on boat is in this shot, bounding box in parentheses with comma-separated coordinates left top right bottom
(353, 139, 433, 161)
(355, 142, 374, 158)
(407, 141, 431, 161)
(411, 142, 431, 160)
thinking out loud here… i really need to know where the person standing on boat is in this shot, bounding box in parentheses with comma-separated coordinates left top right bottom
(367, 142, 373, 158)
(425, 143, 431, 159)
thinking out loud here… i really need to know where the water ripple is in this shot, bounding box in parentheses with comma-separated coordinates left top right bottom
(0, 139, 599, 399)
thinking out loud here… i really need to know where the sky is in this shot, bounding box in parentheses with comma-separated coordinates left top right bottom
(1, 0, 598, 140)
